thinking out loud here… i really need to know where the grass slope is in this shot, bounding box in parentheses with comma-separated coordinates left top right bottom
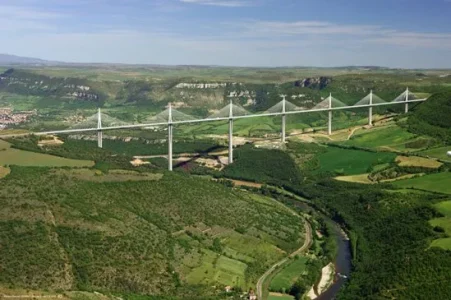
(341, 125, 431, 151)
(429, 201, 451, 250)
(393, 172, 451, 194)
(315, 146, 396, 176)
(0, 140, 94, 167)
(269, 257, 309, 292)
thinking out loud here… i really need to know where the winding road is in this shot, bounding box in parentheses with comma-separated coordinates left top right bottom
(256, 218, 313, 300)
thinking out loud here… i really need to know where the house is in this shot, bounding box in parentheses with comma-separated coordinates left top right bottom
(248, 289, 257, 300)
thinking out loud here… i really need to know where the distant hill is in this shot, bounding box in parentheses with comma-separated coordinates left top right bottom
(0, 54, 54, 65)
(408, 91, 451, 143)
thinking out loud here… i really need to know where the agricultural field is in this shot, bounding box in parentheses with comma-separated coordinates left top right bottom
(315, 146, 396, 176)
(335, 173, 372, 184)
(269, 257, 309, 293)
(429, 201, 451, 250)
(393, 172, 451, 194)
(340, 125, 433, 152)
(0, 166, 10, 179)
(395, 155, 442, 169)
(184, 249, 248, 287)
(419, 146, 451, 163)
(268, 294, 295, 300)
(52, 169, 163, 182)
(0, 139, 94, 167)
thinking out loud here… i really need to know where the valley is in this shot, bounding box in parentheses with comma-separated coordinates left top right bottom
(0, 65, 450, 300)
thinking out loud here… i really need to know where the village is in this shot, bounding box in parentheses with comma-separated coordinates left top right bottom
(0, 107, 36, 129)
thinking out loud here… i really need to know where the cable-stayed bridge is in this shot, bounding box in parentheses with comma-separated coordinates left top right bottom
(21, 88, 426, 171)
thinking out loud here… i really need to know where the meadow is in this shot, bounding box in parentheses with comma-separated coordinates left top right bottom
(429, 201, 451, 250)
(268, 294, 294, 300)
(0, 139, 94, 167)
(420, 146, 451, 162)
(269, 257, 309, 293)
(315, 146, 396, 176)
(393, 172, 451, 194)
(340, 125, 431, 151)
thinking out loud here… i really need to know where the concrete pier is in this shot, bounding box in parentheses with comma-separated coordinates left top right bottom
(168, 103, 173, 171)
(405, 87, 409, 113)
(97, 108, 103, 148)
(368, 90, 373, 126)
(228, 100, 233, 164)
(328, 93, 332, 135)
(281, 95, 286, 143)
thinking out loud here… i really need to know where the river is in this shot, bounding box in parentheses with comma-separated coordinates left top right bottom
(278, 198, 352, 300)
(316, 223, 352, 300)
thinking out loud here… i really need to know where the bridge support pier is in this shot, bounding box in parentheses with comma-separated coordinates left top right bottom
(228, 100, 234, 164)
(281, 95, 286, 143)
(327, 93, 333, 135)
(282, 115, 286, 142)
(168, 103, 173, 171)
(405, 87, 409, 113)
(168, 124, 173, 171)
(328, 111, 332, 135)
(97, 108, 103, 148)
(97, 130, 103, 148)
(228, 119, 233, 164)
(368, 90, 373, 126)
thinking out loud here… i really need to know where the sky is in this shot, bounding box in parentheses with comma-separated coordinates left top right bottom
(2, 0, 451, 68)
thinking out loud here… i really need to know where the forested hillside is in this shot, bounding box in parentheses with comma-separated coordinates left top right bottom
(302, 180, 451, 299)
(408, 91, 451, 143)
(0, 166, 305, 297)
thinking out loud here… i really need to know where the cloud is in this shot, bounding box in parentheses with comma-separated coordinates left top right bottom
(180, 0, 253, 7)
(232, 20, 451, 50)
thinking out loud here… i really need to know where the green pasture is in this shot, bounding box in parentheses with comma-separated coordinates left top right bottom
(429, 201, 451, 250)
(0, 140, 94, 167)
(268, 294, 294, 300)
(269, 257, 309, 292)
(393, 172, 451, 194)
(315, 146, 396, 175)
(419, 146, 451, 162)
(341, 125, 428, 151)
(434, 201, 451, 217)
(185, 249, 247, 287)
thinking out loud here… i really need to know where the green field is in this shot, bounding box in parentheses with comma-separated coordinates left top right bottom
(429, 201, 451, 250)
(341, 125, 430, 151)
(269, 257, 309, 293)
(268, 294, 295, 300)
(419, 146, 451, 162)
(0, 140, 94, 167)
(185, 249, 248, 287)
(316, 146, 396, 175)
(393, 172, 451, 194)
